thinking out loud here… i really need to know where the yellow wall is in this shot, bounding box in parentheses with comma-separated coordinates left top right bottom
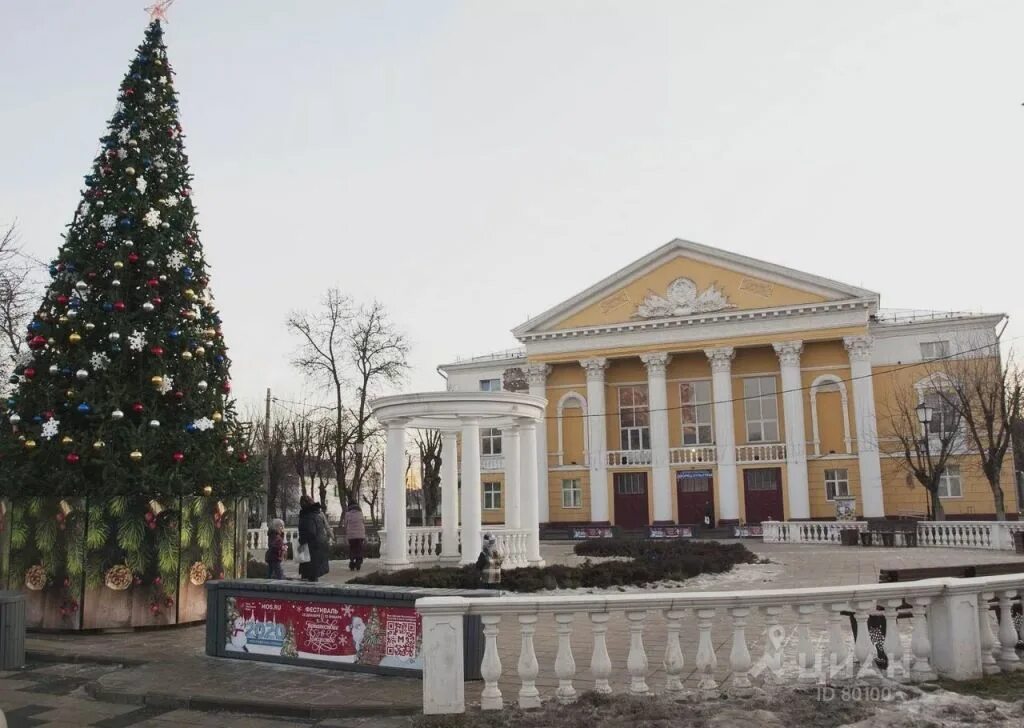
(807, 458, 861, 519)
(481, 474, 505, 524)
(547, 470, 590, 523)
(550, 255, 831, 330)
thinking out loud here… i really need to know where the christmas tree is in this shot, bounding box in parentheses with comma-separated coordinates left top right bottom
(0, 20, 257, 500)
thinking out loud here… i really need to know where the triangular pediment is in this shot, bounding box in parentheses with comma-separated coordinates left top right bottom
(514, 239, 878, 336)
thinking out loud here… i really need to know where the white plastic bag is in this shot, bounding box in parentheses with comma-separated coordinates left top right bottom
(297, 544, 311, 563)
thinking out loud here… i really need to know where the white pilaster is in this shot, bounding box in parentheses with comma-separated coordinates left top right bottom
(383, 420, 411, 571)
(440, 430, 460, 564)
(706, 348, 738, 524)
(460, 418, 483, 565)
(844, 335, 885, 518)
(504, 428, 522, 529)
(773, 341, 810, 520)
(580, 358, 610, 523)
(519, 418, 544, 566)
(641, 352, 673, 524)
(526, 364, 551, 524)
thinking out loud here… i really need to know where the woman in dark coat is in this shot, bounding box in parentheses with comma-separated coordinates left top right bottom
(297, 495, 330, 581)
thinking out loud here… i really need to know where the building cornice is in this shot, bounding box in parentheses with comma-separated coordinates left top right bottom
(869, 313, 1006, 339)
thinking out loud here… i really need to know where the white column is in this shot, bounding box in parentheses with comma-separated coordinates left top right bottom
(460, 418, 483, 565)
(383, 420, 411, 571)
(844, 335, 885, 518)
(706, 348, 738, 524)
(580, 358, 610, 523)
(641, 352, 673, 523)
(526, 364, 551, 524)
(773, 341, 810, 520)
(440, 430, 460, 564)
(519, 418, 544, 566)
(504, 427, 521, 529)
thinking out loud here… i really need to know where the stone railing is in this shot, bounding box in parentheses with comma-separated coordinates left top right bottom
(483, 528, 530, 569)
(762, 520, 868, 544)
(765, 520, 1024, 551)
(245, 525, 300, 559)
(606, 449, 653, 466)
(417, 573, 1024, 715)
(481, 454, 505, 471)
(735, 443, 787, 463)
(386, 526, 445, 562)
(669, 446, 717, 465)
(378, 526, 527, 568)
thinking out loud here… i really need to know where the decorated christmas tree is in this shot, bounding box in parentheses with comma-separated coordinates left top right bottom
(0, 20, 256, 500)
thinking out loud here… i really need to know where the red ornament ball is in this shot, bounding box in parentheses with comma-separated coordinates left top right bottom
(222, 381, 232, 393)
(172, 451, 184, 464)
(151, 297, 162, 306)
(56, 295, 69, 306)
(238, 452, 249, 464)
(66, 452, 80, 465)
(173, 390, 184, 401)
(131, 402, 144, 414)
(96, 241, 106, 250)
(147, 278, 159, 288)
(150, 345, 164, 357)
(23, 368, 35, 379)
(28, 336, 46, 350)
(127, 253, 140, 264)
(113, 301, 126, 312)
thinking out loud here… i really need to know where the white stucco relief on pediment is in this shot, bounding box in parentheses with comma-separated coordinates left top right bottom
(634, 277, 736, 319)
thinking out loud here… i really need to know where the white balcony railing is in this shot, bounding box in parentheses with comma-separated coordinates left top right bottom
(379, 526, 529, 568)
(669, 446, 717, 465)
(735, 443, 786, 463)
(481, 454, 505, 471)
(418, 573, 1024, 715)
(606, 449, 653, 466)
(762, 520, 868, 545)
(764, 520, 1024, 551)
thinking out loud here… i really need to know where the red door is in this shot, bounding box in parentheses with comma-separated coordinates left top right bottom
(613, 472, 650, 528)
(743, 468, 784, 524)
(677, 470, 714, 525)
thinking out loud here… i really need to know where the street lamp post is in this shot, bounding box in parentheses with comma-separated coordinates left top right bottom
(916, 402, 934, 520)
(352, 440, 364, 504)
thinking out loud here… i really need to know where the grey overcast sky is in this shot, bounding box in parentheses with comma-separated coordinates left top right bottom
(2, 0, 1023, 409)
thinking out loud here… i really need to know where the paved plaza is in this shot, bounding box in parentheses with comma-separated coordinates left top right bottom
(2, 540, 1022, 727)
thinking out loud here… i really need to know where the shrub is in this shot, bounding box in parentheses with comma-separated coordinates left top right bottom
(351, 539, 756, 592)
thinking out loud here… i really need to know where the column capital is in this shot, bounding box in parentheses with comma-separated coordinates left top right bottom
(843, 335, 873, 362)
(579, 357, 609, 381)
(385, 417, 410, 430)
(704, 347, 735, 373)
(772, 340, 803, 367)
(516, 416, 539, 431)
(640, 352, 671, 376)
(525, 363, 551, 387)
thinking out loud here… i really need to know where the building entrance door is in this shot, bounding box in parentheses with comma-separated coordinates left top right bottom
(743, 468, 784, 524)
(676, 470, 714, 525)
(613, 472, 650, 529)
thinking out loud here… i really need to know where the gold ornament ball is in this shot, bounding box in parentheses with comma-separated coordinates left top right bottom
(125, 167, 136, 176)
(184, 289, 197, 300)
(151, 375, 164, 387)
(194, 346, 205, 357)
(69, 333, 82, 344)
(65, 389, 75, 398)
(204, 328, 216, 338)
(59, 316, 70, 324)
(181, 351, 193, 361)
(24, 439, 37, 450)
(61, 436, 73, 446)
(201, 485, 213, 497)
(114, 261, 124, 270)
(212, 412, 223, 423)
(93, 440, 106, 450)
(129, 450, 143, 462)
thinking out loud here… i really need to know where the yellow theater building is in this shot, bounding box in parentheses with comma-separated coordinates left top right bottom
(438, 239, 1018, 529)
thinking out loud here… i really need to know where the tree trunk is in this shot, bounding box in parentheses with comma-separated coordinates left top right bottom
(319, 482, 328, 513)
(931, 491, 945, 521)
(991, 480, 1006, 521)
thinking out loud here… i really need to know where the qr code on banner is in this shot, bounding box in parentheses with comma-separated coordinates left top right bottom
(385, 615, 419, 658)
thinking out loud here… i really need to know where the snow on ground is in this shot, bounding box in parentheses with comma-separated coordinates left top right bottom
(542, 559, 785, 595)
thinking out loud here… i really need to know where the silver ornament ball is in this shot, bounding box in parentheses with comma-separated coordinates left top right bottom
(197, 380, 208, 392)
(75, 280, 88, 291)
(49, 365, 59, 375)
(111, 409, 124, 420)
(9, 414, 21, 425)
(111, 279, 121, 287)
(109, 332, 120, 341)
(142, 302, 155, 313)
(149, 419, 160, 428)
(75, 369, 88, 381)
(85, 323, 96, 331)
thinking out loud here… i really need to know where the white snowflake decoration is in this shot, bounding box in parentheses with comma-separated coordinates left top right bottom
(167, 251, 186, 270)
(117, 128, 129, 143)
(143, 208, 161, 228)
(41, 419, 60, 441)
(100, 213, 116, 230)
(144, 91, 156, 102)
(158, 375, 174, 395)
(114, 101, 125, 114)
(162, 196, 179, 208)
(89, 352, 110, 370)
(159, 76, 169, 85)
(117, 147, 129, 160)
(153, 158, 167, 170)
(127, 330, 146, 352)
(139, 129, 151, 140)
(192, 417, 215, 432)
(136, 176, 147, 194)
(341, 605, 354, 617)
(78, 202, 90, 218)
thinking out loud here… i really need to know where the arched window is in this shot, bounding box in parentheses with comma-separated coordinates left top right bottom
(556, 391, 588, 467)
(809, 375, 851, 456)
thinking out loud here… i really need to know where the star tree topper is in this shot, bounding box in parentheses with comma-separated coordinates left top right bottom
(145, 0, 176, 22)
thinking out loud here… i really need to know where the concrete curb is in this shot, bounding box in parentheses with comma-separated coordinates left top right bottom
(26, 649, 147, 667)
(83, 681, 419, 719)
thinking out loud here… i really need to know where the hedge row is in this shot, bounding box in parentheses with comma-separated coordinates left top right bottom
(573, 538, 756, 562)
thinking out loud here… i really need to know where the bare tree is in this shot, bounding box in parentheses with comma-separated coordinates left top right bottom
(415, 429, 443, 526)
(287, 417, 315, 498)
(347, 301, 409, 498)
(930, 351, 1023, 520)
(881, 384, 964, 521)
(0, 222, 38, 386)
(361, 467, 383, 528)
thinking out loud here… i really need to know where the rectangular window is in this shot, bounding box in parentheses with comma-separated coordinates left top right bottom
(923, 392, 959, 439)
(744, 468, 779, 491)
(618, 385, 651, 451)
(482, 482, 502, 510)
(479, 378, 501, 392)
(824, 468, 850, 501)
(920, 341, 950, 361)
(680, 380, 714, 445)
(743, 376, 779, 443)
(614, 471, 647, 495)
(561, 479, 582, 509)
(481, 427, 502, 455)
(937, 466, 962, 498)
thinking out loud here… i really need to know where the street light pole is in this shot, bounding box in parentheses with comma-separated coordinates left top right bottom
(916, 402, 935, 520)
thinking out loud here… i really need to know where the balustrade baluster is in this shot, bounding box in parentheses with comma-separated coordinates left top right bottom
(852, 600, 880, 681)
(760, 605, 784, 683)
(589, 612, 613, 694)
(909, 596, 936, 681)
(826, 602, 850, 681)
(728, 607, 753, 695)
(625, 610, 650, 695)
(480, 615, 503, 710)
(517, 614, 541, 708)
(977, 591, 1001, 675)
(554, 613, 577, 704)
(882, 600, 905, 680)
(663, 608, 688, 697)
(996, 591, 1022, 671)
(794, 604, 817, 682)
(695, 607, 718, 696)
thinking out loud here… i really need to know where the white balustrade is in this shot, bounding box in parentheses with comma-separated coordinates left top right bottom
(735, 443, 786, 463)
(918, 521, 997, 549)
(625, 610, 650, 695)
(554, 613, 577, 704)
(978, 592, 1001, 675)
(995, 590, 1022, 671)
(765, 519, 1024, 552)
(481, 453, 505, 471)
(606, 449, 653, 466)
(668, 446, 717, 465)
(484, 528, 530, 569)
(589, 612, 613, 694)
(663, 608, 687, 696)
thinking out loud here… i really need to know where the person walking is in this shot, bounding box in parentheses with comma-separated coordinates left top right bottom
(298, 495, 330, 582)
(343, 501, 367, 571)
(475, 534, 503, 588)
(265, 518, 287, 580)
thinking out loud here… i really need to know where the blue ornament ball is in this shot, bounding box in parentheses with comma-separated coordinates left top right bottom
(110, 344, 122, 354)
(32, 415, 42, 424)
(29, 321, 43, 332)
(215, 355, 225, 364)
(118, 217, 133, 230)
(103, 303, 113, 313)
(61, 368, 72, 378)
(77, 403, 92, 414)
(186, 423, 198, 433)
(168, 329, 180, 339)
